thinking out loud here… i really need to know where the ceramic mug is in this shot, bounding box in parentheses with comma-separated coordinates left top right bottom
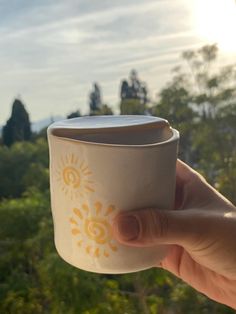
(47, 115, 179, 274)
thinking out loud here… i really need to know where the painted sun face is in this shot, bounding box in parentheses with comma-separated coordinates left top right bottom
(70, 202, 118, 258)
(56, 154, 94, 200)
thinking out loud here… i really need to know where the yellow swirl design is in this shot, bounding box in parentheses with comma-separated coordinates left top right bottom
(63, 166, 80, 188)
(84, 218, 112, 244)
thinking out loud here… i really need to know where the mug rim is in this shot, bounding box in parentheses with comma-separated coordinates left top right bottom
(48, 127, 179, 148)
(48, 115, 169, 131)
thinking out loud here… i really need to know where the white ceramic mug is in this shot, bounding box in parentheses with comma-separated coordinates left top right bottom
(47, 115, 179, 274)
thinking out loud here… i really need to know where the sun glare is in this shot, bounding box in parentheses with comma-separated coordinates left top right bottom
(194, 0, 236, 52)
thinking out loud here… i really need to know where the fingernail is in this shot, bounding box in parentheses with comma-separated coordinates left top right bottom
(115, 215, 140, 241)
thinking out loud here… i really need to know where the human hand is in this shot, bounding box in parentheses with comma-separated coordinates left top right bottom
(113, 160, 236, 309)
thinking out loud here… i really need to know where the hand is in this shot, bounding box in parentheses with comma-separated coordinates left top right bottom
(112, 160, 236, 309)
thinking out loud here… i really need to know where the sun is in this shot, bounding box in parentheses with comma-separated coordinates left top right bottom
(56, 153, 94, 200)
(194, 0, 236, 53)
(69, 202, 118, 258)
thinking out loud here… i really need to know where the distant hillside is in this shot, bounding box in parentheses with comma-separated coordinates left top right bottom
(0, 115, 64, 136)
(31, 115, 64, 133)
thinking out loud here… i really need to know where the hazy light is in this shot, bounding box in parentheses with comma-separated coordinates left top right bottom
(194, 0, 236, 52)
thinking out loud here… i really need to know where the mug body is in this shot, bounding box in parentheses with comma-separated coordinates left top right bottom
(48, 115, 179, 274)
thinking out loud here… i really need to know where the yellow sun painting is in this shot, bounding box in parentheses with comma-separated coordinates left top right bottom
(69, 202, 118, 258)
(56, 153, 95, 200)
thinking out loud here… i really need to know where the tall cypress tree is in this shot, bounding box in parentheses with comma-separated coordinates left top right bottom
(3, 99, 31, 146)
(89, 83, 102, 113)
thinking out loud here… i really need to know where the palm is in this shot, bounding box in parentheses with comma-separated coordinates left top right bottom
(160, 160, 236, 309)
(161, 240, 236, 309)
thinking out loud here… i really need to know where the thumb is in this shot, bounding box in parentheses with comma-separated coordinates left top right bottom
(113, 208, 207, 248)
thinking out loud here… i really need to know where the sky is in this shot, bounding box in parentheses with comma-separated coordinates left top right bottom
(0, 0, 236, 125)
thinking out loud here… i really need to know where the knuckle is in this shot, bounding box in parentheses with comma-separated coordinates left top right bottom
(145, 209, 169, 242)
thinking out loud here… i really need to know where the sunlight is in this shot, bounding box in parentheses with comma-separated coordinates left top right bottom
(194, 0, 236, 52)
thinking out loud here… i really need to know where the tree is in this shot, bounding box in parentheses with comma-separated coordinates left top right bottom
(2, 99, 31, 146)
(152, 84, 196, 162)
(120, 70, 149, 115)
(153, 44, 236, 203)
(179, 45, 236, 190)
(88, 83, 113, 116)
(67, 110, 81, 119)
(121, 80, 130, 100)
(120, 99, 147, 115)
(0, 139, 49, 199)
(89, 83, 102, 114)
(89, 104, 114, 116)
(181, 44, 236, 119)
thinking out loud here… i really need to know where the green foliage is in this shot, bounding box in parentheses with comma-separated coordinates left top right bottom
(0, 191, 51, 314)
(0, 139, 49, 199)
(180, 44, 236, 118)
(3, 99, 32, 146)
(90, 104, 114, 116)
(120, 99, 146, 115)
(154, 44, 236, 205)
(152, 85, 196, 162)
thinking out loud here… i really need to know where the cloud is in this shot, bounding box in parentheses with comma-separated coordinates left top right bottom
(0, 0, 232, 125)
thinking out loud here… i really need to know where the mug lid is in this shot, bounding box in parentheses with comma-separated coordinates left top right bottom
(48, 115, 169, 130)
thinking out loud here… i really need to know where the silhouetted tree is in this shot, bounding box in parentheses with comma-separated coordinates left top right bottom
(129, 69, 141, 99)
(89, 83, 102, 113)
(90, 104, 114, 116)
(2, 99, 31, 146)
(120, 70, 149, 115)
(67, 110, 81, 119)
(120, 80, 130, 100)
